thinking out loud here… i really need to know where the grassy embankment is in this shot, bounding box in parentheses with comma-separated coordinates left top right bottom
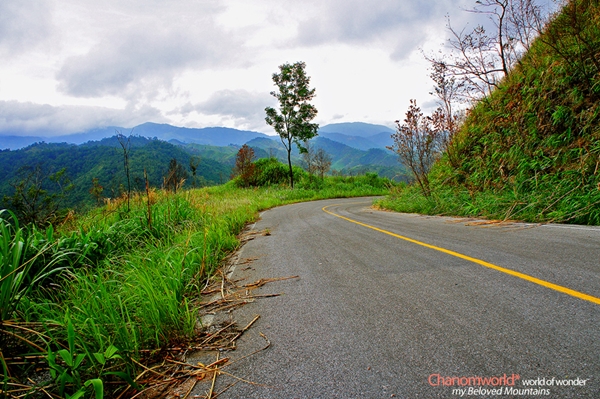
(377, 0, 600, 225)
(1, 174, 389, 398)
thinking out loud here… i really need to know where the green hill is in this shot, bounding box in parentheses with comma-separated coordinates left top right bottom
(380, 0, 600, 224)
(0, 137, 231, 210)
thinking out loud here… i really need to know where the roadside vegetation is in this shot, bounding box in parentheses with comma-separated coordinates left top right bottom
(1, 162, 390, 398)
(380, 0, 600, 225)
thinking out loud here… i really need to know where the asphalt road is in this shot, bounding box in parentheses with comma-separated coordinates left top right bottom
(204, 197, 600, 398)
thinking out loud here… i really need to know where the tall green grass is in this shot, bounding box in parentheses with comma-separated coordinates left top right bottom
(377, 165, 600, 224)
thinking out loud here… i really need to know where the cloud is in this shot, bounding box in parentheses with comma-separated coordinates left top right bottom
(291, 1, 447, 54)
(296, 1, 419, 42)
(197, 89, 274, 118)
(287, 0, 479, 61)
(177, 89, 274, 131)
(56, 17, 246, 99)
(0, 101, 165, 136)
(0, 1, 54, 55)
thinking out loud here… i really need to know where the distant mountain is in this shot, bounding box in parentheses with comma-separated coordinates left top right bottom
(318, 122, 395, 151)
(312, 137, 397, 169)
(1, 121, 397, 151)
(0, 124, 407, 212)
(0, 122, 271, 150)
(367, 131, 394, 149)
(179, 144, 240, 166)
(222, 135, 403, 178)
(318, 133, 381, 151)
(124, 123, 271, 146)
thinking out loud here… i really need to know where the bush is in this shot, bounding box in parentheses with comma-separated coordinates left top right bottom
(254, 158, 289, 186)
(233, 158, 309, 188)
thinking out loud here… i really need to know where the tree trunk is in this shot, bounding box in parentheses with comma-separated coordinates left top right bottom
(287, 147, 294, 189)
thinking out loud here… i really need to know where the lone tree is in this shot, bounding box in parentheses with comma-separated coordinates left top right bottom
(117, 132, 132, 211)
(265, 61, 319, 188)
(89, 177, 104, 205)
(189, 156, 201, 188)
(301, 140, 316, 176)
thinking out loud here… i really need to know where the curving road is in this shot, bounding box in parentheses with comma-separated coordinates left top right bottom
(206, 197, 600, 398)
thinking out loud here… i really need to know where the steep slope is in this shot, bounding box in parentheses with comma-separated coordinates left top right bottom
(412, 0, 600, 224)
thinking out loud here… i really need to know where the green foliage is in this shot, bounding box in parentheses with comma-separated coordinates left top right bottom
(237, 157, 395, 192)
(260, 157, 286, 184)
(240, 137, 405, 180)
(45, 315, 133, 399)
(0, 210, 75, 323)
(232, 158, 307, 188)
(255, 158, 303, 186)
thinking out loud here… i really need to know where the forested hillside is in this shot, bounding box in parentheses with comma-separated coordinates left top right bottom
(177, 135, 405, 179)
(0, 137, 231, 210)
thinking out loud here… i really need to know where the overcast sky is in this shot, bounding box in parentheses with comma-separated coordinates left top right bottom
(0, 0, 484, 136)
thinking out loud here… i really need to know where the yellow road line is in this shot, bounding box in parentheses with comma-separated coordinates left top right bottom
(322, 204, 600, 306)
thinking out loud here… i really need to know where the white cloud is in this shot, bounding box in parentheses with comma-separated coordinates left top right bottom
(0, 1, 54, 56)
(294, 1, 430, 43)
(0, 101, 165, 136)
(287, 0, 471, 60)
(56, 20, 246, 99)
(179, 89, 276, 131)
(197, 89, 273, 118)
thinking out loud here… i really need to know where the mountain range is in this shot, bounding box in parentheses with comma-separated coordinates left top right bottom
(0, 123, 271, 150)
(0, 122, 396, 152)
